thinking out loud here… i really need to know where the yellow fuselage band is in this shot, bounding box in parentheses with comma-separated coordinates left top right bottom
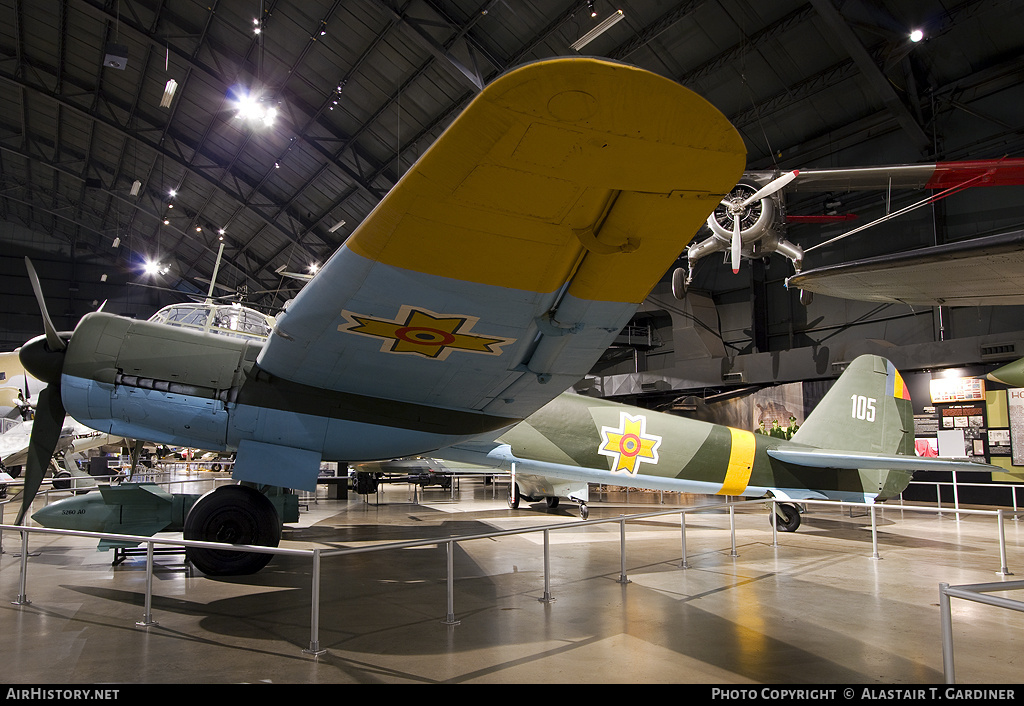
(719, 428, 756, 495)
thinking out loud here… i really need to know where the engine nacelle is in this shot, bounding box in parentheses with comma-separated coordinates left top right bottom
(706, 178, 778, 247)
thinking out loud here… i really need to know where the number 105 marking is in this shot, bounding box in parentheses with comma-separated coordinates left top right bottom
(851, 395, 876, 422)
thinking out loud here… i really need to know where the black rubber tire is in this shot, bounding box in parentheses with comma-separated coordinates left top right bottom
(184, 485, 281, 576)
(671, 267, 687, 300)
(545, 496, 559, 509)
(507, 483, 520, 509)
(771, 503, 802, 532)
(52, 469, 72, 490)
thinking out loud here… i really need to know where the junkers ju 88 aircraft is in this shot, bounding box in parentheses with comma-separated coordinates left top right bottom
(435, 354, 998, 525)
(14, 57, 750, 575)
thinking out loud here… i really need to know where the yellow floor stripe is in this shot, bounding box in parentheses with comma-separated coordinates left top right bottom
(719, 428, 755, 495)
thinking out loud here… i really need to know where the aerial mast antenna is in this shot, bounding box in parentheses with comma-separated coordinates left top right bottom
(207, 242, 225, 302)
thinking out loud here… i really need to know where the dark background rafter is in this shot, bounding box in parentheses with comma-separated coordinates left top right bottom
(0, 0, 1021, 388)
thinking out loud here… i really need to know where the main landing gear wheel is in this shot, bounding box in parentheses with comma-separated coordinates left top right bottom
(771, 502, 801, 532)
(671, 267, 688, 300)
(545, 496, 559, 509)
(183, 485, 281, 576)
(507, 483, 520, 509)
(52, 469, 72, 490)
(579, 503, 589, 520)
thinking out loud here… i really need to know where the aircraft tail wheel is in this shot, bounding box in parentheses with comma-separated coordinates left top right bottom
(52, 469, 72, 490)
(545, 496, 559, 509)
(184, 485, 281, 575)
(771, 503, 801, 532)
(507, 482, 520, 509)
(579, 503, 589, 520)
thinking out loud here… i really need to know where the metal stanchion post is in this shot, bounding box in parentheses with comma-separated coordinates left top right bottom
(953, 470, 961, 522)
(304, 549, 326, 654)
(680, 512, 689, 569)
(940, 583, 955, 683)
(870, 504, 879, 559)
(998, 509, 1013, 576)
(136, 542, 157, 627)
(770, 500, 778, 547)
(540, 529, 554, 603)
(617, 517, 630, 584)
(14, 529, 30, 606)
(729, 505, 738, 557)
(443, 540, 460, 625)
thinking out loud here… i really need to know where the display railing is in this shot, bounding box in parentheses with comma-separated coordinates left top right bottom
(0, 494, 1016, 671)
(905, 479, 1024, 519)
(939, 580, 1024, 684)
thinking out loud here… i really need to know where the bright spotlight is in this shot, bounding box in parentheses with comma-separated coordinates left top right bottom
(231, 87, 280, 127)
(910, 28, 923, 42)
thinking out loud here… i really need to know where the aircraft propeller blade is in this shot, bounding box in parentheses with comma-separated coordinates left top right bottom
(740, 169, 799, 208)
(25, 257, 66, 353)
(731, 213, 742, 274)
(17, 258, 73, 525)
(16, 384, 65, 525)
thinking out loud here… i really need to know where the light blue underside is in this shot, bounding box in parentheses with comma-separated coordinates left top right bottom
(60, 374, 504, 490)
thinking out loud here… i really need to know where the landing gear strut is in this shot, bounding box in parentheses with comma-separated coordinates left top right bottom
(771, 502, 801, 532)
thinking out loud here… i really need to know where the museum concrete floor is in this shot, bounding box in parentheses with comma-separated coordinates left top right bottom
(1, 474, 1021, 685)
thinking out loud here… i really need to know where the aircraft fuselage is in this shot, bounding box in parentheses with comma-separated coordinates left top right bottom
(53, 312, 517, 490)
(449, 392, 915, 505)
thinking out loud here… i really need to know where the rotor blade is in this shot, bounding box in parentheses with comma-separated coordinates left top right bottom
(740, 170, 799, 207)
(731, 214, 741, 274)
(24, 258, 65, 352)
(16, 384, 65, 525)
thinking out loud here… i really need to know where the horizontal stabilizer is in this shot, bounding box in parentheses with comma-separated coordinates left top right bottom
(768, 448, 998, 473)
(514, 470, 589, 504)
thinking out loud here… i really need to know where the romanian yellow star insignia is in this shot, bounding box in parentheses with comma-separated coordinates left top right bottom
(339, 306, 515, 360)
(598, 412, 662, 475)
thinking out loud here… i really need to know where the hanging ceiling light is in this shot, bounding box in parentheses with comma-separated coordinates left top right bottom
(232, 88, 279, 127)
(160, 79, 178, 108)
(571, 9, 625, 51)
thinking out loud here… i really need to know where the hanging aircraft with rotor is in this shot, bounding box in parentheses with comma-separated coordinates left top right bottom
(13, 57, 750, 575)
(672, 158, 1024, 302)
